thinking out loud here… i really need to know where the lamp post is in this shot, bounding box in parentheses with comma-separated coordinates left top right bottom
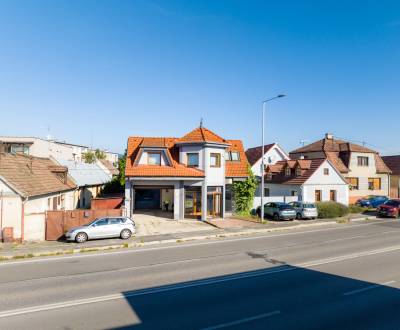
(260, 94, 286, 221)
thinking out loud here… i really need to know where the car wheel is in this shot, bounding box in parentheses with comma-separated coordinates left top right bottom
(273, 213, 280, 221)
(120, 229, 132, 240)
(75, 232, 88, 243)
(296, 213, 302, 220)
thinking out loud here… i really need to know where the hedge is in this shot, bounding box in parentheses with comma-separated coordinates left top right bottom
(316, 201, 349, 219)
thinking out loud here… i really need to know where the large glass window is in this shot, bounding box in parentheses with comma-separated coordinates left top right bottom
(148, 152, 161, 165)
(210, 153, 221, 167)
(187, 153, 199, 167)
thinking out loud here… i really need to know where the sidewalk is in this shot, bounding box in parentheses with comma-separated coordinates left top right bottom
(0, 214, 377, 260)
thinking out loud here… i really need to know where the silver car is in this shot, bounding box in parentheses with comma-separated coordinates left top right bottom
(65, 217, 136, 243)
(289, 202, 318, 219)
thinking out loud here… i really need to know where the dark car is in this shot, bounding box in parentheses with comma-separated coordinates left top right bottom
(377, 199, 400, 218)
(256, 202, 296, 221)
(356, 195, 388, 208)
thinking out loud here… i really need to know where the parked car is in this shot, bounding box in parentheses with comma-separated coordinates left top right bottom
(356, 195, 388, 208)
(377, 199, 400, 218)
(289, 202, 318, 220)
(65, 217, 136, 243)
(256, 202, 296, 221)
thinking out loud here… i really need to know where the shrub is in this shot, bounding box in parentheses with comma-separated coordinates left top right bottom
(316, 201, 349, 219)
(348, 204, 365, 214)
(232, 167, 258, 215)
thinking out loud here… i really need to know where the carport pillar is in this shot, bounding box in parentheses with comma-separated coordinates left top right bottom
(201, 182, 207, 221)
(125, 180, 132, 218)
(174, 181, 184, 220)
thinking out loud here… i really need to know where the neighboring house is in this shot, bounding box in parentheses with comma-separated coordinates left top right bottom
(98, 159, 119, 178)
(245, 143, 290, 208)
(382, 156, 400, 198)
(103, 151, 119, 167)
(56, 160, 111, 209)
(289, 134, 391, 203)
(0, 153, 76, 241)
(265, 159, 349, 205)
(124, 126, 249, 220)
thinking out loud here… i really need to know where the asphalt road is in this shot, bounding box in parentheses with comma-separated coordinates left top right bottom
(1, 218, 400, 329)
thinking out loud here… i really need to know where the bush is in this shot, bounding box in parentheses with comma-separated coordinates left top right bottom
(348, 204, 366, 214)
(316, 201, 349, 219)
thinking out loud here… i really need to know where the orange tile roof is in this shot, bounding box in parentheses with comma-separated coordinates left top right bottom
(177, 127, 228, 144)
(225, 140, 249, 178)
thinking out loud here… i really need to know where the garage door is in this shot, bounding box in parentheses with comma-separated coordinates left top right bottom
(135, 189, 161, 209)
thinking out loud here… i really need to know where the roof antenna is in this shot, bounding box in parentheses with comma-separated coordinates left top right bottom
(200, 118, 203, 128)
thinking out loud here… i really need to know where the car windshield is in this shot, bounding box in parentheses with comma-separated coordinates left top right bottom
(384, 200, 400, 207)
(279, 204, 293, 210)
(303, 204, 316, 208)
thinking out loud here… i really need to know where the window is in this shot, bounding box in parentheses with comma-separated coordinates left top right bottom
(324, 168, 329, 175)
(60, 194, 65, 209)
(148, 152, 161, 165)
(109, 218, 121, 225)
(266, 172, 273, 180)
(368, 178, 381, 190)
(348, 177, 359, 190)
(315, 190, 322, 202)
(210, 153, 221, 167)
(187, 153, 199, 167)
(47, 198, 51, 210)
(230, 152, 240, 161)
(225, 152, 231, 160)
(330, 190, 337, 201)
(291, 191, 298, 196)
(285, 167, 291, 176)
(295, 167, 302, 176)
(357, 156, 369, 167)
(93, 219, 109, 226)
(264, 188, 270, 197)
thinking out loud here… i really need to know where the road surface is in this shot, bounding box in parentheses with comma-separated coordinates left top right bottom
(1, 218, 400, 329)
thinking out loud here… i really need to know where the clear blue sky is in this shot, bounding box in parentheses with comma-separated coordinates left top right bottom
(1, 0, 399, 155)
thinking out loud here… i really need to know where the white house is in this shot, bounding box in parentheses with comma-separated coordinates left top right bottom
(245, 143, 290, 208)
(265, 158, 349, 205)
(124, 126, 250, 220)
(0, 153, 76, 241)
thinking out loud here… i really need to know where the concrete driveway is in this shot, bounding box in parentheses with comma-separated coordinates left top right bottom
(133, 210, 214, 236)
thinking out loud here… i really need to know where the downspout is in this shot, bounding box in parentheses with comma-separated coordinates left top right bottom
(21, 196, 29, 242)
(0, 190, 3, 240)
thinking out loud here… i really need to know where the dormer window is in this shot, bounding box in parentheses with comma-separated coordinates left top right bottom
(230, 151, 240, 161)
(357, 156, 369, 167)
(285, 167, 291, 176)
(266, 172, 273, 180)
(295, 167, 302, 176)
(187, 153, 199, 167)
(148, 152, 161, 165)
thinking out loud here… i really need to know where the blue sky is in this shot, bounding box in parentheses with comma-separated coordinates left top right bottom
(1, 0, 400, 155)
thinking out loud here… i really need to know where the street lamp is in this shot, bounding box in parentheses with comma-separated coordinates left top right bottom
(260, 94, 286, 221)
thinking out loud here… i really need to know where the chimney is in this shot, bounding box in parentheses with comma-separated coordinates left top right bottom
(325, 133, 333, 140)
(300, 155, 305, 160)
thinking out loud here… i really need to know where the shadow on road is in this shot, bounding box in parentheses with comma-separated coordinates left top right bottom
(110, 264, 400, 330)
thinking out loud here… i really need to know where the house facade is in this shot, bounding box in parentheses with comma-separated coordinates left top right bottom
(245, 143, 290, 208)
(265, 159, 349, 205)
(289, 134, 391, 204)
(0, 153, 76, 241)
(124, 126, 249, 220)
(382, 156, 400, 198)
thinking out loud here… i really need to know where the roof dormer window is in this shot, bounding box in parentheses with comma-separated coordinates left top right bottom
(148, 152, 161, 165)
(285, 167, 291, 176)
(295, 167, 302, 176)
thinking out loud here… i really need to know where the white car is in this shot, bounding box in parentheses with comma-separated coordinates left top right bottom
(289, 202, 318, 220)
(65, 217, 136, 243)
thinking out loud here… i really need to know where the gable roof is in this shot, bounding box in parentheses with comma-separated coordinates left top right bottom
(177, 127, 228, 144)
(245, 144, 276, 166)
(265, 158, 326, 185)
(99, 159, 119, 176)
(56, 159, 111, 187)
(382, 156, 400, 176)
(0, 153, 76, 197)
(225, 140, 249, 178)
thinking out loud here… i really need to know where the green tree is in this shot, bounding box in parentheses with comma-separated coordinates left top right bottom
(232, 167, 258, 215)
(94, 149, 106, 160)
(101, 150, 127, 194)
(82, 151, 96, 164)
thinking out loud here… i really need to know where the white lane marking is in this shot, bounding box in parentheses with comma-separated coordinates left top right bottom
(2, 244, 400, 318)
(325, 235, 364, 243)
(0, 218, 397, 267)
(201, 311, 281, 330)
(343, 281, 396, 296)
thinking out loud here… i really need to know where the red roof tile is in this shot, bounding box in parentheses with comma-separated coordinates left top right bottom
(177, 127, 228, 144)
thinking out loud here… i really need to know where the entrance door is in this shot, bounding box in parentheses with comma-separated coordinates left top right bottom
(185, 190, 202, 218)
(207, 192, 222, 217)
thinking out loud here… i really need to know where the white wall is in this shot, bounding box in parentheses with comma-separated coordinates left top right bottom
(204, 145, 226, 187)
(254, 183, 301, 209)
(251, 145, 289, 177)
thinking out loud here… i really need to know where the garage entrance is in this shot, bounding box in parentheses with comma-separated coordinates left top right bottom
(135, 188, 161, 209)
